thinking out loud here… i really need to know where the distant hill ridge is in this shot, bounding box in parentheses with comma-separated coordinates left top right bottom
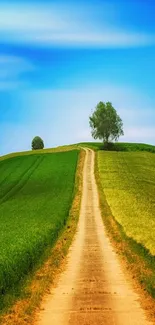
(1, 142, 155, 162)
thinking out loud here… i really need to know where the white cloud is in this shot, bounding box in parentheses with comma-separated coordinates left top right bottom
(0, 3, 154, 47)
(0, 4, 67, 32)
(122, 127, 155, 144)
(22, 30, 155, 48)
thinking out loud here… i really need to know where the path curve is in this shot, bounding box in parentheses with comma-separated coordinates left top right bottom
(36, 149, 152, 325)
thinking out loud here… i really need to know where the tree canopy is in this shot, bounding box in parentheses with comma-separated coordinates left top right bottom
(31, 136, 44, 150)
(89, 101, 124, 143)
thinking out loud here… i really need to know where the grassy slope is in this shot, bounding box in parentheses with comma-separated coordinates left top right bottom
(0, 145, 76, 162)
(1, 142, 155, 163)
(1, 141, 155, 300)
(0, 150, 79, 309)
(78, 141, 155, 153)
(98, 151, 155, 255)
(0, 150, 85, 325)
(97, 149, 155, 302)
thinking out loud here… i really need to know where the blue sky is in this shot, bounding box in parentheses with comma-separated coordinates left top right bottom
(1, 0, 155, 154)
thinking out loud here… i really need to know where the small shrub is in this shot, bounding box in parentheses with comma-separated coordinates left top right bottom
(32, 136, 44, 150)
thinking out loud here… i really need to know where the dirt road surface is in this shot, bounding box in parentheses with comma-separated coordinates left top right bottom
(36, 149, 152, 325)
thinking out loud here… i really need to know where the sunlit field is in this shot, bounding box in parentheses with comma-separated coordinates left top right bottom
(98, 151, 155, 256)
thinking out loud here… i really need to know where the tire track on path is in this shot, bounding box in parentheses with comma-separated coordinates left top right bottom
(36, 149, 153, 325)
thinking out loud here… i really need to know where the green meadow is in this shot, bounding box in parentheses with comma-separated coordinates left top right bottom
(98, 151, 155, 256)
(79, 141, 155, 153)
(1, 141, 155, 309)
(0, 150, 79, 308)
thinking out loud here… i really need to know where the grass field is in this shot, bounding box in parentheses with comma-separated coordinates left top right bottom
(1, 141, 155, 309)
(0, 150, 79, 309)
(0, 144, 77, 162)
(78, 142, 155, 153)
(2, 142, 155, 163)
(98, 151, 155, 256)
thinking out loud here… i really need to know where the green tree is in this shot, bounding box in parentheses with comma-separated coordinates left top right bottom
(31, 136, 44, 150)
(89, 101, 124, 144)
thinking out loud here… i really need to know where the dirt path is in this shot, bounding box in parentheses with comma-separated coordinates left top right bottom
(36, 149, 152, 325)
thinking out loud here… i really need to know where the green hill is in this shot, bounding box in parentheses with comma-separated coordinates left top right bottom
(78, 141, 155, 153)
(1, 141, 155, 305)
(0, 150, 79, 309)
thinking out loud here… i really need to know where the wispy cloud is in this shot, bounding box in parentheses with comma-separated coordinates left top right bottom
(123, 127, 155, 144)
(0, 3, 155, 48)
(0, 4, 67, 32)
(0, 55, 33, 89)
